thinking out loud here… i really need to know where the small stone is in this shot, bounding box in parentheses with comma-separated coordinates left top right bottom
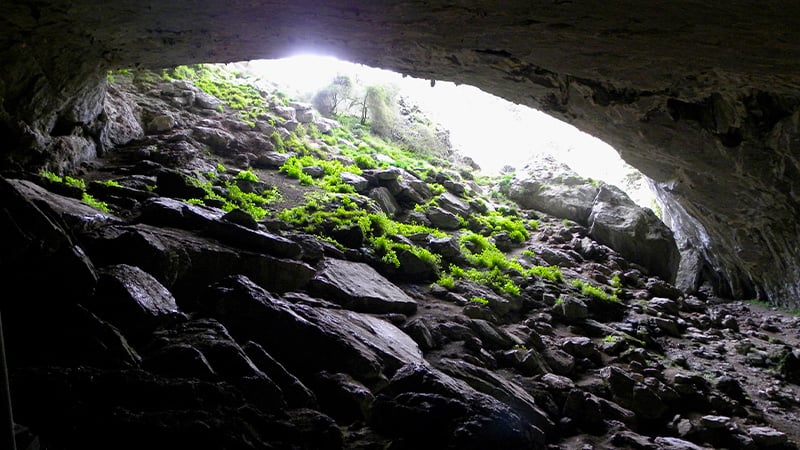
(699, 415, 730, 429)
(748, 426, 787, 446)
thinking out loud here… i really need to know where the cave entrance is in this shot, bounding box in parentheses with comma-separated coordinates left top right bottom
(236, 55, 663, 219)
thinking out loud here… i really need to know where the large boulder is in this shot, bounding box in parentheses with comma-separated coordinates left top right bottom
(588, 185, 680, 283)
(509, 155, 599, 223)
(369, 363, 547, 449)
(199, 275, 424, 386)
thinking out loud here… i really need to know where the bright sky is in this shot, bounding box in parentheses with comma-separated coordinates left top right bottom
(242, 55, 654, 205)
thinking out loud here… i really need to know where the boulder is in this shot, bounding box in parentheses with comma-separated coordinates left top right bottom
(252, 151, 292, 168)
(381, 246, 440, 283)
(296, 108, 315, 123)
(310, 258, 418, 314)
(89, 264, 183, 341)
(426, 206, 461, 230)
(200, 275, 424, 385)
(369, 186, 400, 216)
(509, 155, 599, 223)
(102, 85, 144, 147)
(588, 185, 680, 283)
(434, 358, 553, 433)
(273, 105, 296, 120)
(339, 172, 369, 193)
(146, 114, 175, 133)
(139, 197, 303, 259)
(243, 341, 317, 408)
(144, 318, 275, 384)
(194, 91, 223, 110)
(154, 169, 208, 199)
(0, 178, 102, 301)
(437, 191, 471, 217)
(369, 363, 546, 449)
(192, 126, 235, 155)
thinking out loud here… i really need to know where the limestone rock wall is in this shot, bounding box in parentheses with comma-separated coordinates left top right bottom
(2, 1, 800, 305)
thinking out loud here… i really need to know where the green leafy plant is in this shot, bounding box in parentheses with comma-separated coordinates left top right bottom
(435, 273, 456, 289)
(236, 169, 259, 182)
(39, 170, 62, 183)
(101, 180, 122, 188)
(353, 154, 378, 169)
(572, 279, 619, 303)
(82, 192, 110, 213)
(64, 176, 86, 190)
(470, 297, 489, 306)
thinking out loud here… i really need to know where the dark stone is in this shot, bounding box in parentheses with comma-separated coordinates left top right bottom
(312, 371, 374, 424)
(200, 275, 423, 386)
(310, 258, 418, 314)
(88, 264, 184, 342)
(155, 169, 208, 199)
(370, 363, 546, 449)
(0, 178, 101, 301)
(243, 341, 317, 408)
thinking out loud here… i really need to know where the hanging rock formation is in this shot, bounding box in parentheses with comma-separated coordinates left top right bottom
(2, 1, 800, 305)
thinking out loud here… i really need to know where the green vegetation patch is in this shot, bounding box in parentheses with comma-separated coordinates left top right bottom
(279, 155, 363, 193)
(164, 64, 271, 126)
(188, 176, 282, 221)
(572, 279, 619, 303)
(473, 210, 531, 243)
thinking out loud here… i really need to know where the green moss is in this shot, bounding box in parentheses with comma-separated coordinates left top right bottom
(236, 169, 259, 182)
(165, 64, 268, 126)
(353, 154, 378, 169)
(428, 183, 446, 195)
(279, 155, 362, 192)
(186, 175, 280, 221)
(101, 180, 122, 188)
(39, 170, 62, 183)
(82, 192, 109, 213)
(470, 297, 489, 306)
(474, 211, 530, 243)
(528, 265, 563, 283)
(572, 279, 619, 302)
(435, 273, 456, 289)
(64, 176, 86, 191)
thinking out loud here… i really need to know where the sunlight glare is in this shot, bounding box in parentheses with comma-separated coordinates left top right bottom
(243, 55, 655, 206)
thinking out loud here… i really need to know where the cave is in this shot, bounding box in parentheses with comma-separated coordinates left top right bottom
(2, 2, 800, 449)
(3, 1, 800, 306)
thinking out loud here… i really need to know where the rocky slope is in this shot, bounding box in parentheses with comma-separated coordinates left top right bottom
(2, 69, 800, 450)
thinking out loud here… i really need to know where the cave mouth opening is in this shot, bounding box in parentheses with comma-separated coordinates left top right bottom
(234, 54, 663, 219)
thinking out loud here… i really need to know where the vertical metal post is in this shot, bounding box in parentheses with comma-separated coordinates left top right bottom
(0, 311, 17, 450)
